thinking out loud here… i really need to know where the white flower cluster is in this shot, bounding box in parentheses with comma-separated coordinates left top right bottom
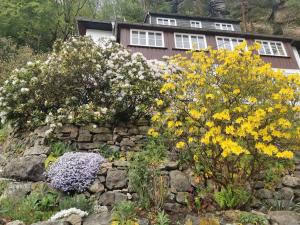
(49, 208, 88, 222)
(0, 37, 165, 129)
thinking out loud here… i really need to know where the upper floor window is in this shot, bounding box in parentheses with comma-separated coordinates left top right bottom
(190, 21, 202, 28)
(157, 18, 177, 26)
(174, 33, 207, 50)
(255, 40, 287, 57)
(216, 36, 245, 50)
(131, 29, 164, 47)
(215, 23, 234, 31)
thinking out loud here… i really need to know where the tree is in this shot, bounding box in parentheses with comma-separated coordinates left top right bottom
(150, 43, 300, 192)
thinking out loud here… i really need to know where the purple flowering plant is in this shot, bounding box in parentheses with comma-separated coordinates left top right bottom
(46, 152, 106, 193)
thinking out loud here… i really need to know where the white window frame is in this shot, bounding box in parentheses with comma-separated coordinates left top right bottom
(215, 23, 234, 31)
(190, 20, 202, 28)
(174, 33, 207, 50)
(130, 29, 165, 48)
(216, 36, 245, 50)
(255, 40, 287, 57)
(156, 17, 177, 26)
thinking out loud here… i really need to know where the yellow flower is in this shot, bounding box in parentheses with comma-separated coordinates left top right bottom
(213, 110, 230, 121)
(160, 82, 175, 93)
(151, 113, 160, 122)
(167, 121, 175, 128)
(233, 89, 240, 95)
(176, 141, 186, 149)
(206, 93, 215, 100)
(276, 151, 294, 159)
(277, 118, 292, 129)
(193, 154, 199, 162)
(247, 97, 257, 103)
(188, 137, 194, 143)
(205, 121, 214, 127)
(175, 121, 183, 127)
(148, 128, 159, 138)
(156, 99, 164, 106)
(225, 125, 235, 135)
(175, 129, 183, 136)
(189, 109, 201, 119)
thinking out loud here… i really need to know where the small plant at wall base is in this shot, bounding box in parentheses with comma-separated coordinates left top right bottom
(112, 201, 138, 225)
(129, 137, 168, 210)
(149, 43, 300, 209)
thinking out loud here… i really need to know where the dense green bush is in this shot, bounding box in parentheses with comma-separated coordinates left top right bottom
(0, 37, 164, 129)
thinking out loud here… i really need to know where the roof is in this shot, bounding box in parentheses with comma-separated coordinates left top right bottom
(116, 21, 294, 43)
(76, 17, 114, 35)
(144, 11, 241, 24)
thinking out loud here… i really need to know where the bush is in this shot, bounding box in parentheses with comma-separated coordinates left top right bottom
(129, 137, 168, 209)
(150, 43, 300, 202)
(238, 212, 268, 225)
(0, 37, 164, 129)
(58, 195, 91, 212)
(46, 152, 106, 193)
(213, 186, 250, 209)
(112, 201, 137, 225)
(156, 211, 171, 225)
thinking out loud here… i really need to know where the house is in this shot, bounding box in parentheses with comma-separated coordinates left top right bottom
(77, 12, 300, 74)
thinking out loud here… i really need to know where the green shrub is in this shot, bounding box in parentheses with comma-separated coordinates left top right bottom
(112, 201, 137, 225)
(238, 212, 268, 225)
(45, 141, 74, 169)
(98, 144, 122, 161)
(0, 37, 164, 129)
(156, 211, 171, 225)
(0, 180, 8, 196)
(58, 194, 91, 212)
(0, 124, 10, 144)
(129, 137, 168, 209)
(214, 186, 250, 209)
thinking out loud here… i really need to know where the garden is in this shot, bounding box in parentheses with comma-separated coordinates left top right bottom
(0, 37, 299, 225)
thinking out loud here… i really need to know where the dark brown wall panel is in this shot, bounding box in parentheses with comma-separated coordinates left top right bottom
(119, 28, 299, 69)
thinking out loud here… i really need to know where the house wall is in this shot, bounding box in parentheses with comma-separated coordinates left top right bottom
(148, 15, 242, 32)
(119, 27, 300, 70)
(86, 29, 115, 42)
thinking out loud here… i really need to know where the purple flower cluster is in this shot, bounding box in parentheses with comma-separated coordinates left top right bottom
(46, 152, 106, 193)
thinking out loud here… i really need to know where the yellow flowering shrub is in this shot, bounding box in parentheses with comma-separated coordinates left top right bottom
(150, 43, 300, 190)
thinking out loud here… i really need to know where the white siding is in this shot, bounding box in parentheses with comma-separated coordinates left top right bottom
(85, 29, 115, 42)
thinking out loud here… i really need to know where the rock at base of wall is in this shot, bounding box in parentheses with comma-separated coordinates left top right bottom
(268, 211, 300, 225)
(105, 169, 127, 190)
(2, 155, 46, 181)
(83, 212, 112, 225)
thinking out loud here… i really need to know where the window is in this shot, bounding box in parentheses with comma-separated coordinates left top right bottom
(216, 36, 245, 50)
(255, 40, 287, 56)
(157, 18, 177, 26)
(190, 21, 202, 28)
(175, 33, 207, 50)
(215, 23, 234, 31)
(131, 30, 164, 47)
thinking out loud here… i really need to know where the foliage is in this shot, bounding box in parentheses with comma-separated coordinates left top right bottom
(129, 137, 168, 209)
(58, 194, 91, 212)
(0, 124, 10, 144)
(261, 197, 299, 212)
(156, 211, 171, 225)
(0, 180, 8, 196)
(46, 152, 106, 193)
(112, 201, 137, 225)
(0, 190, 59, 224)
(98, 145, 122, 162)
(238, 212, 268, 225)
(0, 37, 164, 129)
(150, 43, 300, 198)
(214, 186, 250, 209)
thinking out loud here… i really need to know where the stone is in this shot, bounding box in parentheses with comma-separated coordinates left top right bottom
(56, 124, 78, 140)
(99, 191, 115, 206)
(113, 127, 128, 135)
(255, 188, 273, 199)
(138, 126, 149, 134)
(185, 215, 200, 225)
(3, 155, 46, 181)
(282, 175, 300, 188)
(114, 192, 127, 203)
(31, 221, 66, 225)
(78, 129, 92, 142)
(65, 214, 82, 225)
(159, 160, 179, 170)
(138, 218, 150, 225)
(176, 192, 189, 204)
(254, 181, 265, 189)
(94, 134, 113, 142)
(128, 128, 139, 135)
(34, 126, 51, 138)
(222, 210, 242, 223)
(113, 160, 129, 167)
(98, 176, 106, 183)
(7, 221, 25, 225)
(88, 125, 111, 134)
(24, 145, 50, 156)
(278, 187, 294, 200)
(83, 212, 112, 225)
(268, 211, 300, 225)
(88, 179, 105, 193)
(164, 202, 182, 213)
(106, 168, 127, 190)
(93, 205, 108, 214)
(294, 189, 300, 198)
(120, 138, 135, 147)
(294, 170, 300, 178)
(0, 182, 31, 200)
(169, 170, 191, 192)
(77, 142, 101, 150)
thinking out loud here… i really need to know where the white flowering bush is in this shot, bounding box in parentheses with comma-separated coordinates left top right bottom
(0, 37, 164, 129)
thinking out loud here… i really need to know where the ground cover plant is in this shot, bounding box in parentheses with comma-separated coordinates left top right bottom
(0, 37, 165, 130)
(150, 42, 300, 208)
